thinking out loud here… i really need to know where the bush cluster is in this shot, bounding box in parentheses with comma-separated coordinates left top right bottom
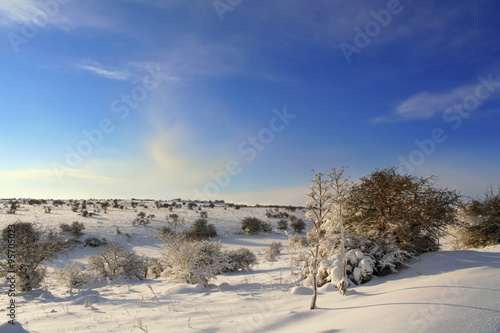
(87, 244, 147, 280)
(241, 217, 271, 234)
(455, 188, 500, 248)
(186, 218, 217, 240)
(154, 240, 257, 284)
(60, 221, 85, 238)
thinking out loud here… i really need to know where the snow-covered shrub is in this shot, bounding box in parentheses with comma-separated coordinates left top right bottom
(289, 234, 309, 248)
(146, 258, 164, 279)
(60, 221, 85, 238)
(133, 212, 151, 225)
(241, 217, 271, 234)
(0, 222, 69, 291)
(222, 247, 257, 272)
(87, 244, 147, 280)
(290, 218, 306, 233)
(265, 241, 282, 260)
(453, 188, 500, 249)
(277, 219, 288, 230)
(160, 240, 229, 285)
(84, 237, 107, 247)
(57, 262, 93, 287)
(187, 218, 217, 240)
(155, 226, 173, 241)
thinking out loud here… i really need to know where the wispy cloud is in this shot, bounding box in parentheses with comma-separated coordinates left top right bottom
(75, 61, 130, 81)
(0, 168, 123, 185)
(0, 0, 43, 26)
(372, 83, 482, 123)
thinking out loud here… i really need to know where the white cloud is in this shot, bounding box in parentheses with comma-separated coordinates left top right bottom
(0, 168, 124, 185)
(75, 61, 130, 81)
(0, 0, 43, 26)
(372, 79, 500, 123)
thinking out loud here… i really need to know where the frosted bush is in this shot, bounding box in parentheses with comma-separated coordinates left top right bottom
(87, 244, 147, 280)
(289, 234, 309, 248)
(57, 262, 93, 287)
(161, 241, 229, 285)
(223, 247, 257, 272)
(0, 222, 69, 291)
(265, 241, 282, 260)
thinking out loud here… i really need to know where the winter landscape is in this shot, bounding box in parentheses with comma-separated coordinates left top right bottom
(1, 183, 499, 332)
(2, 1, 500, 332)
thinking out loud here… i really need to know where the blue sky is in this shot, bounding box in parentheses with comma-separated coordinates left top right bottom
(0, 0, 499, 205)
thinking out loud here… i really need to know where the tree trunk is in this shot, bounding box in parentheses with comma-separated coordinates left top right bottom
(310, 241, 319, 309)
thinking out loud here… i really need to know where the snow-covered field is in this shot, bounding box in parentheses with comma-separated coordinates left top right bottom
(1, 201, 499, 333)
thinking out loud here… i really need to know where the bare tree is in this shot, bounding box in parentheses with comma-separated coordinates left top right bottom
(344, 167, 460, 254)
(306, 171, 332, 310)
(328, 167, 351, 295)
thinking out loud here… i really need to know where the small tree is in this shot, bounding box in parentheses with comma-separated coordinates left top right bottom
(0, 223, 69, 291)
(306, 167, 350, 309)
(187, 218, 217, 240)
(306, 171, 332, 310)
(344, 167, 460, 253)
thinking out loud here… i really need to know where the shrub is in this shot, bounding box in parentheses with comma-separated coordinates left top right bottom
(223, 247, 257, 272)
(277, 219, 288, 230)
(84, 237, 107, 247)
(60, 221, 85, 238)
(290, 218, 306, 233)
(266, 209, 290, 219)
(57, 262, 92, 287)
(87, 244, 147, 279)
(7, 201, 18, 214)
(133, 212, 151, 225)
(289, 234, 309, 248)
(344, 167, 460, 254)
(241, 217, 271, 234)
(187, 218, 217, 240)
(454, 187, 500, 248)
(265, 241, 282, 260)
(161, 240, 229, 285)
(0, 222, 69, 291)
(155, 226, 173, 241)
(200, 211, 208, 218)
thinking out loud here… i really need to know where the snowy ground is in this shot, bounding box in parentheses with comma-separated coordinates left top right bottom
(1, 201, 499, 333)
